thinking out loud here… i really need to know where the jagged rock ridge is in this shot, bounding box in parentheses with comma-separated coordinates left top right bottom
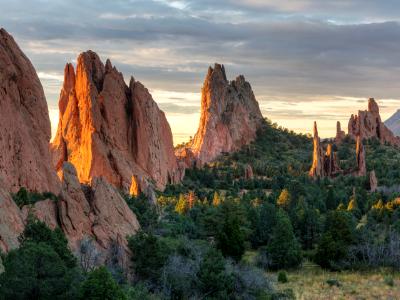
(0, 28, 60, 194)
(0, 30, 140, 262)
(51, 51, 181, 193)
(176, 63, 264, 166)
(348, 98, 400, 146)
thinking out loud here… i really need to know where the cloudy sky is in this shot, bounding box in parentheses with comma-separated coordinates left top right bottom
(3, 0, 400, 144)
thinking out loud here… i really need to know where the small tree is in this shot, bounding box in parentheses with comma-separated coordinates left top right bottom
(215, 199, 247, 261)
(265, 210, 302, 269)
(315, 210, 356, 269)
(277, 189, 291, 210)
(197, 248, 232, 298)
(212, 191, 222, 206)
(78, 267, 126, 300)
(175, 194, 188, 214)
(128, 231, 169, 282)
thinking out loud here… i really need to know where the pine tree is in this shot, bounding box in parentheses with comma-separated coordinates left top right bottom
(265, 210, 302, 269)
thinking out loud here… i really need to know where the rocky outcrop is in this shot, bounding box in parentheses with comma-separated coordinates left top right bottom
(21, 199, 59, 230)
(58, 162, 140, 263)
(0, 28, 60, 193)
(0, 178, 24, 253)
(309, 122, 341, 178)
(348, 98, 400, 146)
(369, 170, 378, 192)
(177, 64, 264, 166)
(51, 51, 180, 193)
(244, 164, 254, 179)
(335, 121, 346, 144)
(355, 136, 367, 176)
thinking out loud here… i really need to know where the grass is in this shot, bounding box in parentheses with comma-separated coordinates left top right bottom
(270, 261, 400, 300)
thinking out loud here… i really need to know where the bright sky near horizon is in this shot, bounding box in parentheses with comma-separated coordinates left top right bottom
(3, 0, 400, 145)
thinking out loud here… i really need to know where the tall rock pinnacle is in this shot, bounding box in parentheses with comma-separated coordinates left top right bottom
(0, 28, 60, 193)
(348, 98, 400, 146)
(356, 136, 366, 176)
(309, 122, 341, 178)
(177, 63, 264, 166)
(309, 122, 324, 177)
(51, 51, 181, 193)
(335, 121, 346, 144)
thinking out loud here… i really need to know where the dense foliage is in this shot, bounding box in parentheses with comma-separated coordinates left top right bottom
(3, 119, 400, 299)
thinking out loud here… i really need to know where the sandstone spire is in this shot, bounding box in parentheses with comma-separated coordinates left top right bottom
(369, 170, 378, 192)
(348, 98, 400, 146)
(309, 122, 324, 178)
(335, 121, 346, 144)
(51, 51, 181, 193)
(356, 136, 366, 176)
(177, 63, 264, 166)
(309, 122, 341, 178)
(0, 28, 60, 193)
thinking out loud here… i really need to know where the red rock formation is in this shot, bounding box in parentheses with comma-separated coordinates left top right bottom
(0, 28, 60, 193)
(51, 51, 180, 193)
(369, 170, 378, 192)
(309, 122, 341, 178)
(58, 162, 140, 263)
(348, 98, 400, 146)
(177, 64, 264, 166)
(309, 122, 324, 178)
(355, 136, 367, 176)
(244, 164, 254, 179)
(335, 121, 346, 144)
(0, 178, 24, 252)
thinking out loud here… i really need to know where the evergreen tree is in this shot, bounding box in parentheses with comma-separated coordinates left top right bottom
(215, 199, 247, 261)
(315, 210, 356, 269)
(265, 210, 302, 269)
(78, 267, 126, 300)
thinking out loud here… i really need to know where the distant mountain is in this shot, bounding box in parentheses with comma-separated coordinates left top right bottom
(385, 109, 400, 137)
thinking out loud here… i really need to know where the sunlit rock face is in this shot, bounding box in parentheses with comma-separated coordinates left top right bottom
(355, 136, 366, 176)
(0, 28, 60, 194)
(309, 122, 341, 178)
(177, 64, 264, 166)
(51, 51, 181, 193)
(348, 98, 400, 146)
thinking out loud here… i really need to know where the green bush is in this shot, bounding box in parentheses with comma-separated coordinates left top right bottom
(278, 271, 288, 283)
(78, 267, 126, 300)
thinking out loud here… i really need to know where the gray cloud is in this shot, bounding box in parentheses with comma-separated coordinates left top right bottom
(2, 0, 400, 140)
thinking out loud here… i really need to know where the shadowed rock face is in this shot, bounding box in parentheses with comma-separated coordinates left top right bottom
(0, 178, 24, 253)
(51, 51, 181, 193)
(348, 98, 400, 146)
(177, 64, 264, 166)
(0, 28, 60, 194)
(356, 136, 366, 176)
(57, 162, 140, 264)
